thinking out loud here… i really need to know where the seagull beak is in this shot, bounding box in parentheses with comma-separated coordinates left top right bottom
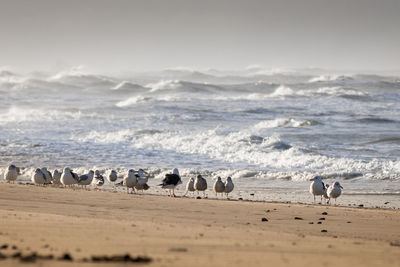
(309, 178, 314, 181)
(340, 186, 343, 189)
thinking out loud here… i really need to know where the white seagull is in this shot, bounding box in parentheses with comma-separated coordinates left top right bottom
(159, 168, 182, 197)
(123, 169, 137, 194)
(60, 167, 78, 187)
(4, 164, 19, 183)
(213, 176, 225, 198)
(78, 170, 94, 189)
(309, 176, 325, 203)
(32, 168, 46, 185)
(183, 177, 195, 197)
(327, 182, 343, 205)
(194, 174, 207, 197)
(224, 176, 234, 198)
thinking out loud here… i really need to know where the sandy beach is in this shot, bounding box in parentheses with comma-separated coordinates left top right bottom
(0, 183, 399, 266)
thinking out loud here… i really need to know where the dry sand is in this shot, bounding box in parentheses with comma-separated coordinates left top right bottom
(0, 183, 399, 266)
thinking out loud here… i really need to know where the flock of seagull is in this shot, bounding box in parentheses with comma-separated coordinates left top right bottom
(309, 176, 343, 204)
(3, 164, 343, 203)
(2, 164, 235, 198)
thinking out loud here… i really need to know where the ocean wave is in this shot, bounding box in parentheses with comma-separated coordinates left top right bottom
(111, 81, 146, 92)
(308, 75, 355, 83)
(356, 117, 398, 124)
(253, 118, 319, 129)
(363, 137, 400, 145)
(116, 96, 153, 107)
(145, 79, 223, 94)
(0, 106, 98, 124)
(75, 127, 400, 179)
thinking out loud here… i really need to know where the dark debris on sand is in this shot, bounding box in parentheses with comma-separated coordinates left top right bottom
(390, 241, 400, 247)
(58, 253, 73, 261)
(294, 217, 303, 220)
(261, 217, 268, 222)
(322, 212, 328, 215)
(91, 254, 152, 263)
(169, 248, 188, 252)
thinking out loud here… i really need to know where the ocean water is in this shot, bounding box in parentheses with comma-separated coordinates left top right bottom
(1, 66, 399, 208)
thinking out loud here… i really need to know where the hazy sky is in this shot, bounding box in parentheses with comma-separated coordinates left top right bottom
(1, 0, 399, 72)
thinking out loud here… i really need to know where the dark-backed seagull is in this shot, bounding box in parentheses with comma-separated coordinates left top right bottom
(159, 168, 182, 197)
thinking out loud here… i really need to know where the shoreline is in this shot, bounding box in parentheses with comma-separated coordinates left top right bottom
(0, 183, 399, 266)
(2, 180, 399, 211)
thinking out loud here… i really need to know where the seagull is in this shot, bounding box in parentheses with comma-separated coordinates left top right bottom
(224, 177, 234, 198)
(4, 164, 19, 183)
(93, 170, 105, 189)
(41, 167, 52, 185)
(32, 168, 46, 185)
(78, 170, 94, 189)
(60, 167, 78, 187)
(327, 182, 343, 205)
(194, 174, 207, 197)
(213, 176, 225, 198)
(52, 169, 62, 186)
(309, 176, 325, 203)
(183, 177, 195, 197)
(159, 168, 182, 197)
(108, 170, 118, 188)
(135, 169, 149, 193)
(123, 169, 137, 194)
(136, 169, 148, 185)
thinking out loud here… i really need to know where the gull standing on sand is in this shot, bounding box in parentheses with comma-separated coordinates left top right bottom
(309, 176, 325, 203)
(60, 167, 78, 186)
(224, 177, 234, 198)
(194, 174, 207, 197)
(41, 167, 52, 185)
(32, 168, 46, 185)
(108, 169, 118, 188)
(327, 182, 343, 205)
(93, 170, 105, 188)
(135, 169, 149, 193)
(52, 169, 62, 186)
(78, 170, 94, 189)
(159, 168, 182, 197)
(123, 169, 137, 194)
(4, 164, 19, 183)
(183, 177, 195, 197)
(213, 176, 225, 198)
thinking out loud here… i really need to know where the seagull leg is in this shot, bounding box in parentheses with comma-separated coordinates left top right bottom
(172, 188, 176, 198)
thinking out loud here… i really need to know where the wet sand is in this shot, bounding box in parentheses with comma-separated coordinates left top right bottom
(0, 183, 399, 266)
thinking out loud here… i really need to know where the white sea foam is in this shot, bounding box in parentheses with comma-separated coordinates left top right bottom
(254, 118, 318, 129)
(0, 106, 96, 124)
(76, 126, 400, 181)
